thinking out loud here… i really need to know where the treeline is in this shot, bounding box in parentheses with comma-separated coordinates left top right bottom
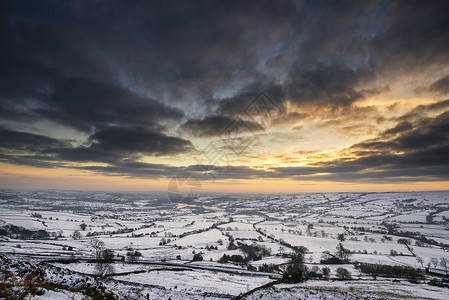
(357, 263, 424, 279)
(282, 264, 348, 283)
(178, 221, 228, 239)
(0, 224, 49, 240)
(381, 221, 449, 249)
(86, 227, 134, 237)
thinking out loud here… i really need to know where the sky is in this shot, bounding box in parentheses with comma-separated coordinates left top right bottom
(1, 0, 449, 193)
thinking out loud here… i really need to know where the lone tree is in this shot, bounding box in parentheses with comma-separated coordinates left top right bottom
(95, 248, 115, 277)
(335, 267, 352, 280)
(397, 238, 411, 246)
(193, 253, 203, 261)
(102, 248, 114, 262)
(283, 263, 308, 283)
(416, 257, 424, 268)
(322, 267, 331, 280)
(72, 230, 82, 240)
(440, 258, 448, 274)
(335, 243, 352, 262)
(337, 233, 345, 242)
(80, 223, 87, 231)
(89, 238, 105, 260)
(278, 247, 285, 255)
(430, 257, 439, 268)
(127, 250, 141, 263)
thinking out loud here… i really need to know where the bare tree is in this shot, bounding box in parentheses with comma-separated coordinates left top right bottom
(335, 267, 352, 280)
(95, 248, 115, 277)
(335, 243, 352, 262)
(95, 261, 114, 277)
(416, 257, 424, 268)
(430, 257, 439, 268)
(440, 258, 448, 274)
(127, 250, 141, 263)
(278, 247, 285, 255)
(90, 238, 105, 259)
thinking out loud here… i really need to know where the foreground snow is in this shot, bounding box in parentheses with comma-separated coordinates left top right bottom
(244, 281, 449, 300)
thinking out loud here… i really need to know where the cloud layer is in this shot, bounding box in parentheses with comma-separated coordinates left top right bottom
(1, 0, 449, 187)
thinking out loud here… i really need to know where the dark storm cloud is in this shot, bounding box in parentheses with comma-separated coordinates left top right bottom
(430, 75, 449, 95)
(1, 0, 449, 183)
(354, 109, 449, 153)
(181, 115, 264, 138)
(60, 125, 194, 162)
(0, 125, 194, 165)
(368, 0, 449, 75)
(2, 0, 448, 113)
(285, 64, 375, 108)
(74, 161, 188, 178)
(0, 127, 70, 152)
(0, 0, 299, 105)
(213, 83, 287, 117)
(381, 121, 413, 137)
(65, 126, 195, 161)
(38, 77, 184, 132)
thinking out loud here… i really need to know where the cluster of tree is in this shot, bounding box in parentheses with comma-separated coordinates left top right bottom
(320, 243, 352, 264)
(281, 244, 321, 283)
(289, 247, 308, 265)
(257, 263, 280, 273)
(72, 230, 82, 239)
(397, 238, 412, 245)
(335, 267, 352, 280)
(381, 222, 449, 249)
(389, 249, 402, 256)
(282, 263, 309, 283)
(282, 264, 348, 283)
(429, 257, 449, 273)
(227, 236, 238, 250)
(179, 221, 227, 239)
(357, 263, 424, 279)
(219, 240, 273, 264)
(238, 242, 271, 261)
(383, 235, 393, 241)
(159, 237, 171, 245)
(0, 224, 50, 240)
(126, 250, 142, 263)
(205, 245, 218, 250)
(426, 207, 449, 224)
(218, 254, 244, 263)
(85, 227, 134, 237)
(192, 253, 204, 261)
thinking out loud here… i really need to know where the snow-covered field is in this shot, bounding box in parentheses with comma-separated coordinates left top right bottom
(1, 190, 449, 299)
(246, 281, 449, 299)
